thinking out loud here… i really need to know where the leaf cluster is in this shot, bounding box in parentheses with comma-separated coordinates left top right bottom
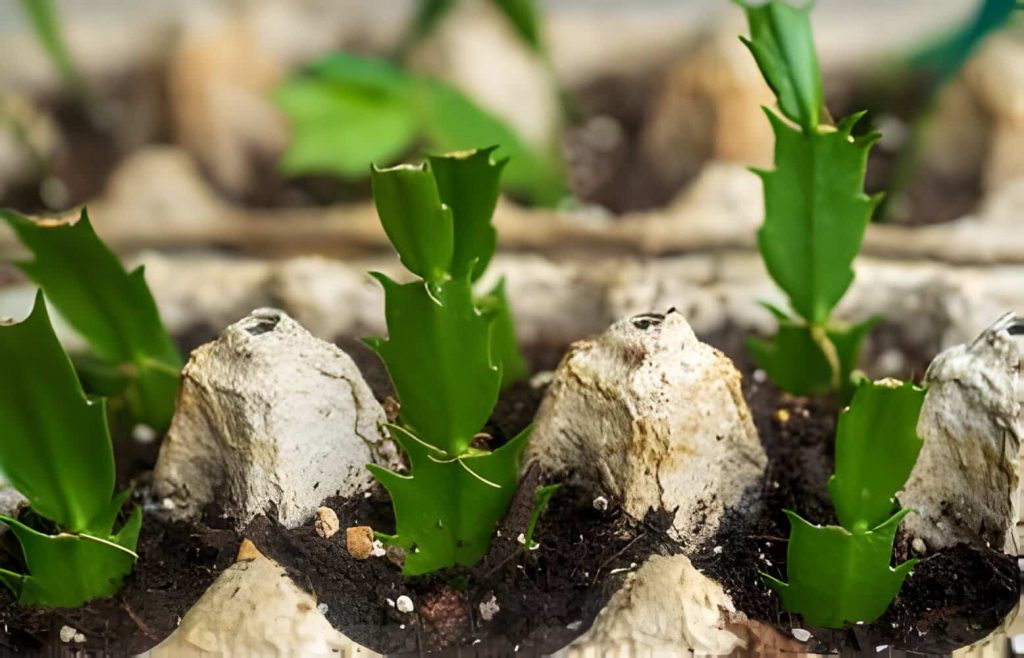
(274, 54, 565, 206)
(0, 208, 182, 430)
(764, 379, 925, 628)
(0, 293, 140, 608)
(366, 148, 530, 575)
(739, 0, 879, 401)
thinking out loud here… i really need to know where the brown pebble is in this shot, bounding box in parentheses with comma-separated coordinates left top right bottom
(346, 526, 375, 560)
(314, 506, 340, 539)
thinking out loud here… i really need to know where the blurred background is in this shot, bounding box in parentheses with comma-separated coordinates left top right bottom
(0, 0, 1022, 371)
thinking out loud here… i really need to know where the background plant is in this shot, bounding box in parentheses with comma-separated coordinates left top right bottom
(764, 378, 925, 628)
(275, 54, 566, 206)
(366, 147, 530, 576)
(0, 292, 141, 608)
(1, 208, 182, 431)
(739, 0, 880, 401)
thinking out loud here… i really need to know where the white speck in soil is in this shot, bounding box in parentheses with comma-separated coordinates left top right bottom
(161, 498, 176, 510)
(517, 533, 527, 545)
(712, 545, 723, 555)
(912, 537, 927, 555)
(567, 621, 582, 631)
(396, 595, 414, 613)
(592, 495, 609, 511)
(876, 645, 889, 653)
(370, 539, 386, 557)
(317, 603, 328, 615)
(364, 491, 372, 498)
(73, 633, 86, 644)
(132, 424, 157, 444)
(792, 628, 811, 642)
(479, 594, 500, 621)
(386, 598, 395, 608)
(753, 369, 767, 383)
(473, 639, 481, 645)
(59, 626, 77, 643)
(400, 624, 406, 630)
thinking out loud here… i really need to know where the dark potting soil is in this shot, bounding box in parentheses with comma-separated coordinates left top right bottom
(246, 476, 678, 656)
(0, 505, 238, 656)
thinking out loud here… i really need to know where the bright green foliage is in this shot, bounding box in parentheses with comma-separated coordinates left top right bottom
(740, 1, 879, 399)
(0, 293, 141, 607)
(1, 208, 182, 430)
(754, 111, 879, 326)
(739, 0, 821, 134)
(275, 54, 565, 205)
(829, 380, 926, 531)
(764, 379, 925, 628)
(764, 510, 916, 628)
(747, 304, 878, 400)
(368, 425, 529, 575)
(367, 153, 532, 575)
(367, 275, 501, 456)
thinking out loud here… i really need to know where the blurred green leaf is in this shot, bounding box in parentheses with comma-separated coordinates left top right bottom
(366, 275, 500, 456)
(275, 79, 418, 178)
(492, 0, 542, 51)
(1, 208, 181, 430)
(764, 509, 917, 628)
(829, 379, 925, 531)
(275, 54, 565, 205)
(0, 292, 140, 607)
(368, 424, 529, 576)
(909, 0, 1017, 83)
(17, 0, 84, 95)
(740, 0, 822, 134)
(370, 164, 454, 282)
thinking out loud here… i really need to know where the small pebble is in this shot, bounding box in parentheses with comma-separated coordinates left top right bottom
(346, 526, 375, 560)
(73, 633, 86, 644)
(132, 424, 157, 444)
(317, 603, 329, 615)
(753, 369, 767, 383)
(161, 497, 176, 510)
(396, 595, 414, 613)
(314, 507, 340, 539)
(516, 533, 527, 545)
(592, 496, 609, 511)
(911, 537, 927, 555)
(478, 594, 500, 622)
(792, 628, 811, 642)
(59, 626, 77, 643)
(370, 539, 386, 558)
(712, 545, 723, 555)
(386, 598, 395, 608)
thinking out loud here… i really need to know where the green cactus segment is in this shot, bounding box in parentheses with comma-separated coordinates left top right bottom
(0, 208, 181, 429)
(765, 379, 926, 628)
(0, 292, 141, 607)
(368, 424, 530, 576)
